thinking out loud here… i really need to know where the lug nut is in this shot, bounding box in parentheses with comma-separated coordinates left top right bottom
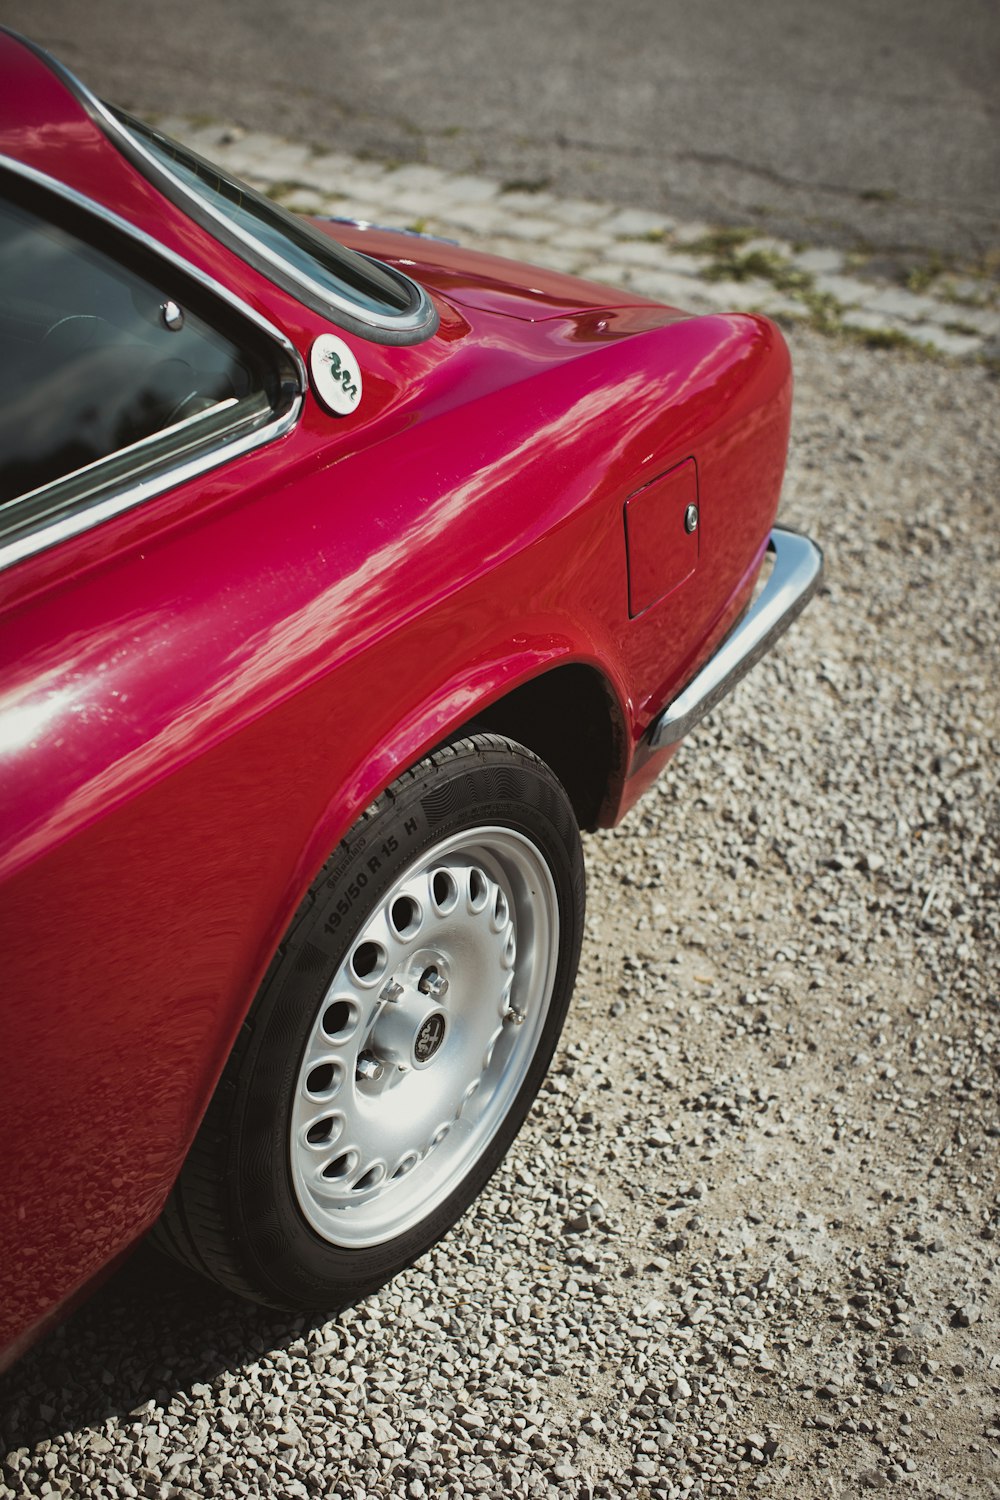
(418, 966, 449, 1000)
(380, 978, 404, 1004)
(356, 1052, 384, 1081)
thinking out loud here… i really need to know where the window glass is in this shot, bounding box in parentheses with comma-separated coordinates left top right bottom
(116, 112, 413, 319)
(0, 183, 275, 515)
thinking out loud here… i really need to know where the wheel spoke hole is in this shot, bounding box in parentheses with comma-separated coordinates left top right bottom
(322, 999, 357, 1039)
(431, 1123, 451, 1148)
(503, 930, 517, 969)
(492, 887, 509, 930)
(322, 1150, 358, 1180)
(431, 869, 458, 914)
(389, 895, 421, 939)
(352, 1163, 385, 1192)
(468, 868, 489, 913)
(305, 1115, 340, 1147)
(350, 940, 387, 986)
(306, 1061, 342, 1098)
(392, 1152, 420, 1180)
(459, 1080, 480, 1117)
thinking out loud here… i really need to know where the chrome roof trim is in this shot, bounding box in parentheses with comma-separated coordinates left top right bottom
(5, 29, 439, 346)
(107, 115, 441, 345)
(0, 152, 306, 576)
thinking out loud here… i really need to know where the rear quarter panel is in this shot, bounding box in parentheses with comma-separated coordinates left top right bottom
(0, 265, 788, 1360)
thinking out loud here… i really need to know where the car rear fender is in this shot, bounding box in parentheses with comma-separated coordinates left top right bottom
(281, 644, 630, 926)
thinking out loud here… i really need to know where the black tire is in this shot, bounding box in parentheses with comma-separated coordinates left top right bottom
(152, 734, 585, 1309)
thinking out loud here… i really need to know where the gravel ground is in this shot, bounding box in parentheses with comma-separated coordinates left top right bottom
(1, 332, 997, 1499)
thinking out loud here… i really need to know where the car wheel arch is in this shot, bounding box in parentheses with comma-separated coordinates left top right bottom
(293, 657, 629, 907)
(169, 655, 627, 1192)
(463, 661, 626, 830)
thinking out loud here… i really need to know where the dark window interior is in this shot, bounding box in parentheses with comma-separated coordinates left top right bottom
(0, 185, 274, 514)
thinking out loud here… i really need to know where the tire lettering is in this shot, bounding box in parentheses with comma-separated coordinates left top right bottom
(321, 821, 418, 939)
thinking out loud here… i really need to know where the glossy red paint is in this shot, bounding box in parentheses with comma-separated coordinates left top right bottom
(0, 32, 792, 1367)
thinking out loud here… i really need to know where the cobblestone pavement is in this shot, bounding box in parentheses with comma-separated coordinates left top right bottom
(159, 118, 1000, 366)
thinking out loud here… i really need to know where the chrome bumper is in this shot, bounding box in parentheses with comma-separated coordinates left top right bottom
(649, 527, 823, 749)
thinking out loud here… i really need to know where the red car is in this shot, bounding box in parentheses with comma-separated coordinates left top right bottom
(0, 29, 821, 1369)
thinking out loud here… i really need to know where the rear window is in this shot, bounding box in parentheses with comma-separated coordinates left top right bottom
(108, 111, 438, 345)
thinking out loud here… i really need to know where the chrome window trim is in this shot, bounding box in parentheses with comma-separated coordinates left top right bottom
(12, 397, 240, 511)
(8, 29, 439, 347)
(106, 114, 440, 345)
(0, 152, 305, 577)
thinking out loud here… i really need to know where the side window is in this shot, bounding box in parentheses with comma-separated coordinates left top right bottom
(0, 168, 300, 562)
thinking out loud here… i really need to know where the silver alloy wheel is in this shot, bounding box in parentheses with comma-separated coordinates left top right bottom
(290, 826, 559, 1248)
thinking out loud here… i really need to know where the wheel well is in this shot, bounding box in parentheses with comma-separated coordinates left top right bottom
(468, 664, 621, 830)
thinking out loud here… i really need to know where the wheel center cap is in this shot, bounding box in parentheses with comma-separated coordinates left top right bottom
(414, 1011, 447, 1066)
(375, 982, 449, 1072)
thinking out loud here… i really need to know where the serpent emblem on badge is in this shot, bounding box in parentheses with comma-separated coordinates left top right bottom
(414, 1014, 445, 1064)
(310, 333, 363, 416)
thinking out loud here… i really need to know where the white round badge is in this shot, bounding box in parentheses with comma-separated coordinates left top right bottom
(310, 333, 363, 416)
